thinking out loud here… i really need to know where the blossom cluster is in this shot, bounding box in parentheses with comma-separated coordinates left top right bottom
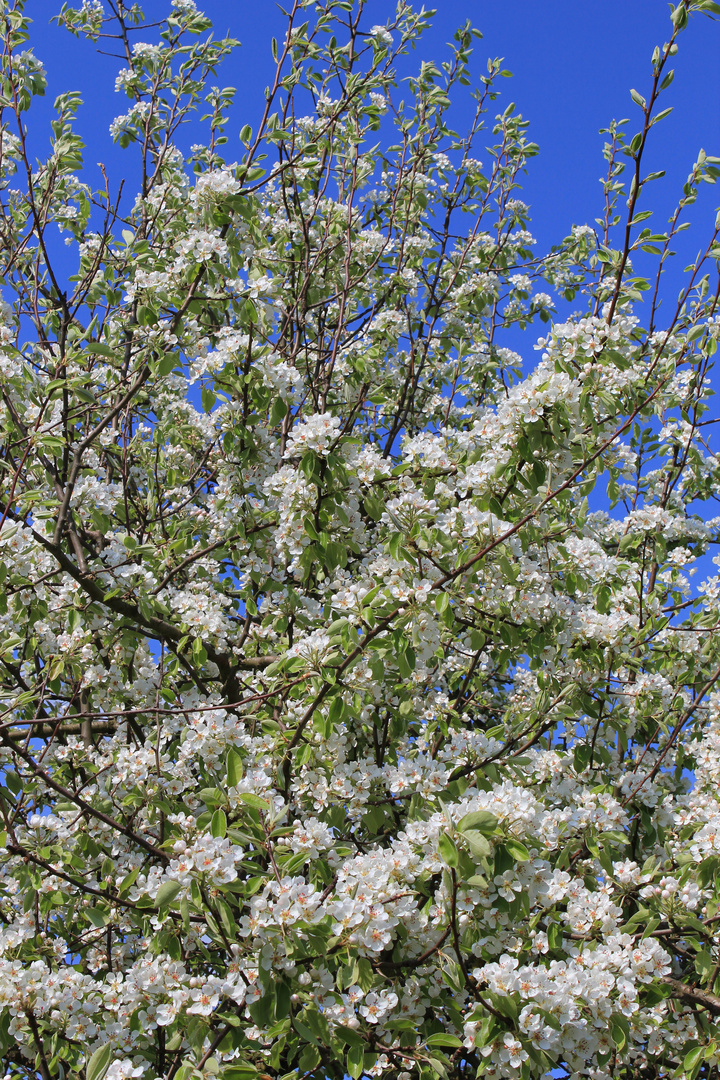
(0, 3, 719, 1080)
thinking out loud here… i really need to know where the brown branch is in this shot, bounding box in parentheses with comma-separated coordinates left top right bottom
(663, 976, 720, 1017)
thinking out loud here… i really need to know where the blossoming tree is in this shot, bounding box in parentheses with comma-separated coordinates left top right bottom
(1, 0, 720, 1078)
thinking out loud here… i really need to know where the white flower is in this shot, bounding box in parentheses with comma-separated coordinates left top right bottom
(105, 1063, 144, 1080)
(359, 990, 398, 1023)
(284, 412, 341, 457)
(369, 25, 393, 47)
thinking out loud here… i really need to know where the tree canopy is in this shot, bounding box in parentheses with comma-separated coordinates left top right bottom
(1, 2, 720, 1080)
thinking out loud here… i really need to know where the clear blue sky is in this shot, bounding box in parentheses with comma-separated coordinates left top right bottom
(25, 0, 720, 266)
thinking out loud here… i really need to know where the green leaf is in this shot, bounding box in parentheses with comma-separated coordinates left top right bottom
(211, 808, 227, 838)
(435, 592, 450, 614)
(573, 743, 592, 773)
(547, 922, 563, 951)
(504, 839, 530, 862)
(338, 958, 360, 991)
(397, 645, 415, 678)
(172, 1067, 194, 1080)
(216, 897, 237, 938)
(325, 540, 348, 570)
(671, 3, 688, 28)
(155, 879, 182, 910)
(347, 1044, 364, 1079)
(426, 1033, 463, 1048)
(490, 990, 518, 1020)
(338, 1026, 365, 1048)
(440, 956, 465, 993)
(4, 772, 22, 796)
(227, 748, 244, 787)
(363, 493, 384, 520)
(623, 906, 651, 931)
(270, 396, 288, 425)
(685, 1045, 705, 1072)
(437, 831, 459, 868)
(155, 353, 179, 376)
(611, 1015, 629, 1051)
(86, 906, 109, 928)
(118, 866, 140, 896)
(293, 1016, 320, 1046)
(601, 830, 628, 847)
(462, 831, 492, 858)
(695, 949, 714, 978)
(457, 810, 498, 835)
(238, 792, 270, 810)
(86, 1042, 113, 1080)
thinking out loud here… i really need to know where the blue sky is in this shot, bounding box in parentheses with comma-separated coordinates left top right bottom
(25, 0, 719, 266)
